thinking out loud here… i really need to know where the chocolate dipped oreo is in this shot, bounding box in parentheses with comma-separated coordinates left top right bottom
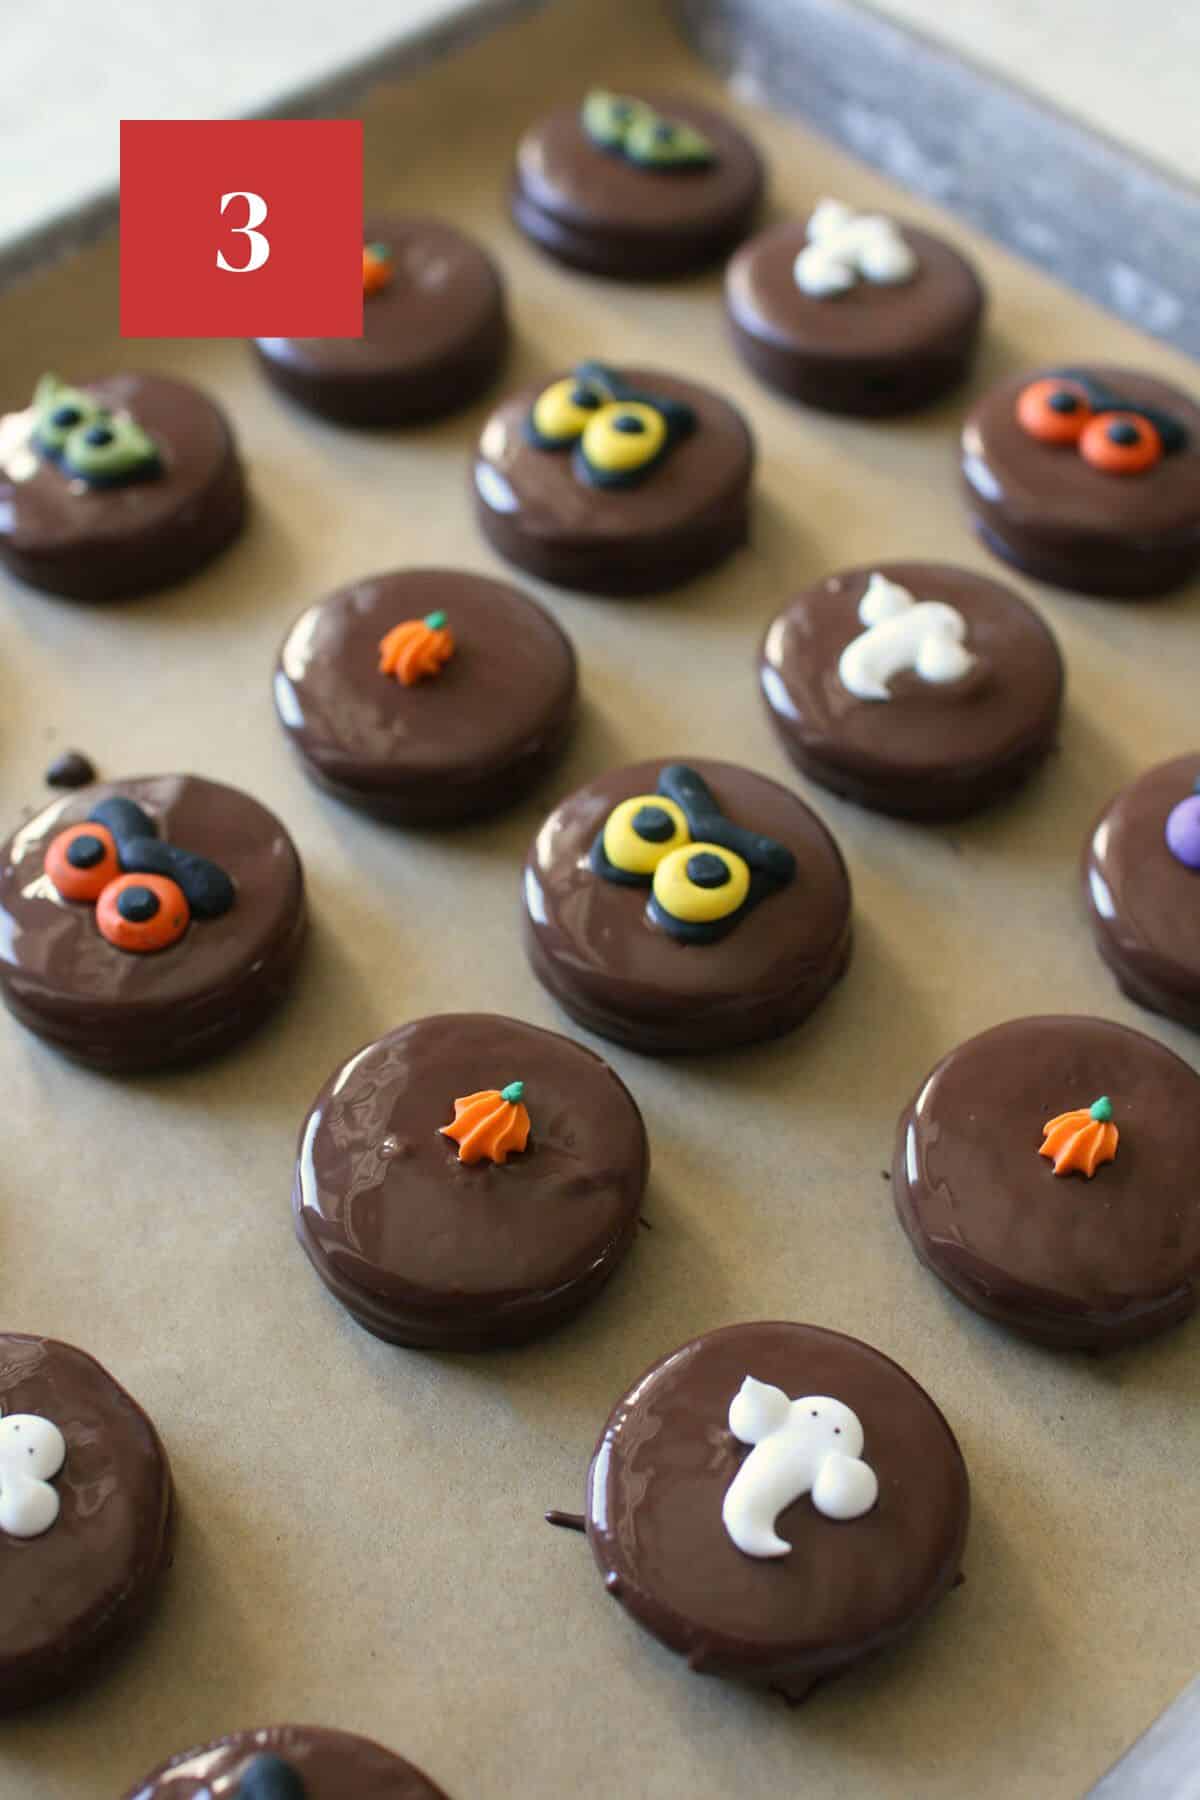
(474, 362, 753, 595)
(726, 201, 984, 416)
(961, 365, 1200, 597)
(1084, 754, 1200, 1030)
(511, 91, 763, 279)
(1, 1332, 173, 1714)
(275, 568, 577, 823)
(569, 1321, 968, 1702)
(759, 562, 1064, 819)
(894, 1014, 1200, 1350)
(0, 775, 306, 1072)
(0, 371, 246, 601)
(124, 1723, 450, 1798)
(253, 216, 507, 426)
(523, 758, 851, 1052)
(294, 1012, 648, 1348)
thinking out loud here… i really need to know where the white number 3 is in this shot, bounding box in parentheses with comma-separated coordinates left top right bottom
(217, 191, 270, 273)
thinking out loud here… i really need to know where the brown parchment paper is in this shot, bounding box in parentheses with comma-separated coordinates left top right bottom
(1, 4, 1197, 1795)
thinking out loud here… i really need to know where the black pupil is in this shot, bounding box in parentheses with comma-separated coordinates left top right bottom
(570, 386, 602, 409)
(686, 852, 729, 889)
(654, 122, 674, 141)
(613, 413, 646, 434)
(51, 405, 82, 428)
(1048, 390, 1080, 414)
(1107, 419, 1142, 446)
(612, 103, 632, 121)
(84, 425, 114, 447)
(117, 885, 160, 923)
(66, 833, 104, 869)
(633, 805, 674, 843)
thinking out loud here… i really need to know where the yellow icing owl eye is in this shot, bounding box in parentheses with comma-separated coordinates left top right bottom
(651, 842, 750, 924)
(580, 401, 668, 479)
(602, 795, 690, 877)
(529, 373, 611, 447)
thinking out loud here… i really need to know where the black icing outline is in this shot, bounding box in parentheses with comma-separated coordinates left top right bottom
(523, 362, 696, 488)
(588, 763, 795, 944)
(86, 796, 235, 919)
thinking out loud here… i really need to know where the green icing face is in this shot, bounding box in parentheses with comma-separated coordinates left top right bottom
(580, 90, 715, 170)
(31, 375, 162, 488)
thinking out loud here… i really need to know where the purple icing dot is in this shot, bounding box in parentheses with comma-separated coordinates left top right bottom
(1165, 794, 1200, 870)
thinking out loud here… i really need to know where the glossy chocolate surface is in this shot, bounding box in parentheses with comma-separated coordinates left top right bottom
(523, 758, 852, 1052)
(473, 369, 753, 596)
(726, 220, 983, 416)
(0, 373, 245, 601)
(961, 366, 1200, 598)
(1, 1333, 173, 1714)
(0, 775, 306, 1072)
(894, 1014, 1200, 1349)
(274, 568, 577, 823)
(1084, 754, 1200, 1030)
(511, 94, 763, 278)
(585, 1321, 968, 1701)
(760, 561, 1063, 819)
(254, 215, 507, 426)
(125, 1723, 450, 1798)
(294, 1012, 648, 1347)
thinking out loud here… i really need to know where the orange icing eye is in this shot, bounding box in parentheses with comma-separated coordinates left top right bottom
(1016, 377, 1093, 444)
(439, 1081, 531, 1165)
(362, 242, 394, 296)
(1038, 1096, 1118, 1179)
(44, 822, 119, 901)
(1079, 411, 1162, 475)
(95, 874, 190, 954)
(378, 611, 455, 686)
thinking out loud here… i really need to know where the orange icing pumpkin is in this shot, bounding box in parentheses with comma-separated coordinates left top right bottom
(378, 610, 455, 686)
(1039, 1096, 1118, 1179)
(440, 1081, 531, 1165)
(362, 242, 394, 296)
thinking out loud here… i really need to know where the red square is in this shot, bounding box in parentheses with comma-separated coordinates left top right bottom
(120, 119, 363, 339)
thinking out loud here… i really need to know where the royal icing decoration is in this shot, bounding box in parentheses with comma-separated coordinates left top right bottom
(722, 1378, 878, 1557)
(440, 1081, 531, 1165)
(362, 242, 394, 296)
(1015, 371, 1187, 475)
(837, 572, 975, 701)
(378, 611, 455, 685)
(1165, 778, 1200, 870)
(236, 1755, 308, 1799)
(525, 363, 695, 490)
(794, 198, 918, 298)
(0, 1412, 67, 1539)
(1039, 1095, 1118, 1179)
(581, 91, 715, 170)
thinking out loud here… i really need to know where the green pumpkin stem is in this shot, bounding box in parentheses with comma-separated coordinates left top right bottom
(1089, 1096, 1113, 1123)
(500, 1080, 525, 1104)
(424, 610, 448, 630)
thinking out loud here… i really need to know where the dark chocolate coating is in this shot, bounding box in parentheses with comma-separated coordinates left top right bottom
(759, 561, 1064, 819)
(0, 373, 245, 601)
(522, 758, 852, 1052)
(1083, 754, 1200, 1031)
(725, 219, 984, 416)
(585, 1321, 968, 1702)
(124, 1723, 450, 1798)
(511, 95, 764, 279)
(893, 1014, 1200, 1349)
(253, 216, 507, 426)
(960, 366, 1200, 598)
(0, 1333, 173, 1714)
(473, 369, 754, 596)
(45, 751, 97, 789)
(0, 775, 306, 1073)
(274, 568, 577, 823)
(294, 1012, 648, 1348)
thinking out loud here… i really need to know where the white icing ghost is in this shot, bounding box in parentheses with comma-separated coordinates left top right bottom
(0, 1412, 67, 1539)
(794, 197, 918, 297)
(722, 1377, 878, 1558)
(837, 571, 975, 701)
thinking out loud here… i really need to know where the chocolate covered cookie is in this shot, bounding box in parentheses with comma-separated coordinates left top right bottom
(759, 562, 1064, 819)
(511, 90, 763, 278)
(961, 365, 1200, 597)
(124, 1723, 450, 1798)
(726, 201, 984, 416)
(522, 758, 851, 1052)
(473, 362, 753, 595)
(1, 1333, 173, 1714)
(275, 568, 577, 823)
(894, 1014, 1200, 1349)
(253, 216, 507, 426)
(294, 1012, 648, 1348)
(0, 371, 246, 600)
(558, 1320, 968, 1702)
(0, 775, 306, 1072)
(1084, 754, 1200, 1030)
